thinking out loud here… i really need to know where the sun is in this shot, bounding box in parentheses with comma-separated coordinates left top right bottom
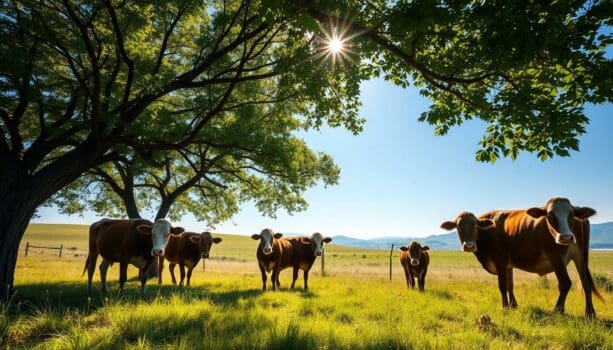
(328, 37, 344, 54)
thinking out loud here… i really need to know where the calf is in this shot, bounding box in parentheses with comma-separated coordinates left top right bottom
(283, 232, 332, 290)
(83, 218, 184, 294)
(158, 231, 222, 287)
(399, 241, 430, 291)
(441, 198, 602, 317)
(251, 228, 290, 291)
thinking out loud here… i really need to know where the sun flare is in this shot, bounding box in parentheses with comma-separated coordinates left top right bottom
(328, 37, 344, 54)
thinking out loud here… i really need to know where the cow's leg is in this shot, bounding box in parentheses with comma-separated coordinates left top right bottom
(418, 268, 427, 292)
(507, 267, 517, 308)
(157, 256, 165, 285)
(258, 264, 267, 290)
(408, 270, 416, 289)
(99, 259, 110, 294)
(497, 268, 510, 308)
(275, 274, 281, 289)
(271, 268, 280, 291)
(87, 253, 98, 294)
(119, 261, 129, 292)
(169, 263, 177, 285)
(303, 269, 309, 290)
(139, 268, 147, 295)
(291, 267, 299, 289)
(186, 267, 193, 287)
(178, 263, 186, 287)
(552, 260, 572, 314)
(569, 246, 596, 318)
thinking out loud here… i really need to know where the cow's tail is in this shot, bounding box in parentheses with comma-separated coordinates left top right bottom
(81, 255, 90, 277)
(587, 271, 605, 303)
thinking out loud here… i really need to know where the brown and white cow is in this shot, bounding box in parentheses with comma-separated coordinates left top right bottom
(82, 218, 184, 294)
(441, 198, 603, 317)
(158, 231, 222, 287)
(282, 232, 332, 290)
(399, 241, 430, 291)
(251, 228, 290, 291)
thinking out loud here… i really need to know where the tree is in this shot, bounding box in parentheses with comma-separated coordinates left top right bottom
(0, 0, 359, 297)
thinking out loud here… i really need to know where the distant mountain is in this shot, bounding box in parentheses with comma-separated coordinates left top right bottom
(332, 222, 613, 250)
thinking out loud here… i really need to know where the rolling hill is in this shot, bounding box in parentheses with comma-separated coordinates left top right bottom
(332, 221, 613, 250)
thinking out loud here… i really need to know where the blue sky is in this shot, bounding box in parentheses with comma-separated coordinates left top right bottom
(33, 78, 613, 238)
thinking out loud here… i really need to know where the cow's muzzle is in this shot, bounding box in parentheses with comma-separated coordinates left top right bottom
(462, 241, 477, 252)
(201, 252, 210, 258)
(555, 233, 576, 245)
(410, 258, 419, 266)
(315, 251, 322, 257)
(263, 247, 273, 255)
(151, 249, 164, 257)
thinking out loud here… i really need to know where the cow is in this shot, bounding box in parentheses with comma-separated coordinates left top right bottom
(399, 241, 430, 291)
(82, 218, 184, 294)
(283, 232, 332, 290)
(158, 231, 222, 287)
(251, 228, 290, 291)
(440, 198, 603, 317)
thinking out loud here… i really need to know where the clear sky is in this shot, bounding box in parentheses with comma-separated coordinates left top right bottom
(33, 78, 613, 238)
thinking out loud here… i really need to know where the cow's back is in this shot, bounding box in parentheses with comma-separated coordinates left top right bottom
(164, 233, 200, 264)
(285, 237, 316, 271)
(96, 219, 152, 262)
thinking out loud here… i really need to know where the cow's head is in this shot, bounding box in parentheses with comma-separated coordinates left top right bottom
(251, 228, 282, 255)
(189, 231, 222, 258)
(526, 197, 596, 245)
(441, 212, 495, 253)
(300, 232, 332, 257)
(399, 241, 429, 266)
(136, 219, 184, 256)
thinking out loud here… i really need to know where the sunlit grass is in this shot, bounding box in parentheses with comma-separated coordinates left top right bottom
(2, 224, 611, 348)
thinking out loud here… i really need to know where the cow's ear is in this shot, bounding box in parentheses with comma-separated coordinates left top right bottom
(399, 246, 409, 252)
(251, 234, 260, 240)
(170, 227, 185, 236)
(188, 235, 200, 245)
(422, 245, 430, 251)
(136, 225, 152, 235)
(323, 237, 332, 244)
(273, 233, 283, 239)
(477, 219, 495, 230)
(440, 221, 457, 231)
(573, 207, 596, 220)
(213, 237, 223, 244)
(300, 237, 311, 244)
(526, 207, 547, 218)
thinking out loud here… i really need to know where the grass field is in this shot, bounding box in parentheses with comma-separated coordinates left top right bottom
(1, 224, 612, 349)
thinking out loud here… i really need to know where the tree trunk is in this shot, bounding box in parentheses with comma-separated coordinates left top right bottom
(155, 198, 172, 220)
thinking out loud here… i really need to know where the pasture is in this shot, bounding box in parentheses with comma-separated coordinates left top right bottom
(1, 224, 612, 349)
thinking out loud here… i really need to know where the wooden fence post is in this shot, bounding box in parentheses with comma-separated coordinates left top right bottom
(202, 259, 206, 272)
(59, 244, 63, 258)
(25, 242, 29, 257)
(389, 244, 394, 281)
(321, 246, 326, 276)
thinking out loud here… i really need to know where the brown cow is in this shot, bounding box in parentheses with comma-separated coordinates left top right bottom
(399, 241, 430, 291)
(441, 198, 602, 317)
(251, 228, 290, 291)
(282, 232, 332, 290)
(83, 218, 184, 294)
(158, 231, 222, 287)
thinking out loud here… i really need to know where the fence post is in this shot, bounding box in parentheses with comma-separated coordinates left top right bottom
(202, 259, 206, 272)
(25, 242, 29, 257)
(59, 244, 63, 258)
(389, 244, 394, 281)
(321, 246, 326, 276)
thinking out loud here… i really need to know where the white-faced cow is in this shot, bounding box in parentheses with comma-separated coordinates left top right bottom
(441, 198, 603, 317)
(158, 231, 222, 287)
(399, 241, 430, 291)
(251, 228, 290, 291)
(82, 218, 184, 294)
(283, 232, 332, 290)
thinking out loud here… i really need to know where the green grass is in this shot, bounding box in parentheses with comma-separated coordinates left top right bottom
(2, 224, 611, 349)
